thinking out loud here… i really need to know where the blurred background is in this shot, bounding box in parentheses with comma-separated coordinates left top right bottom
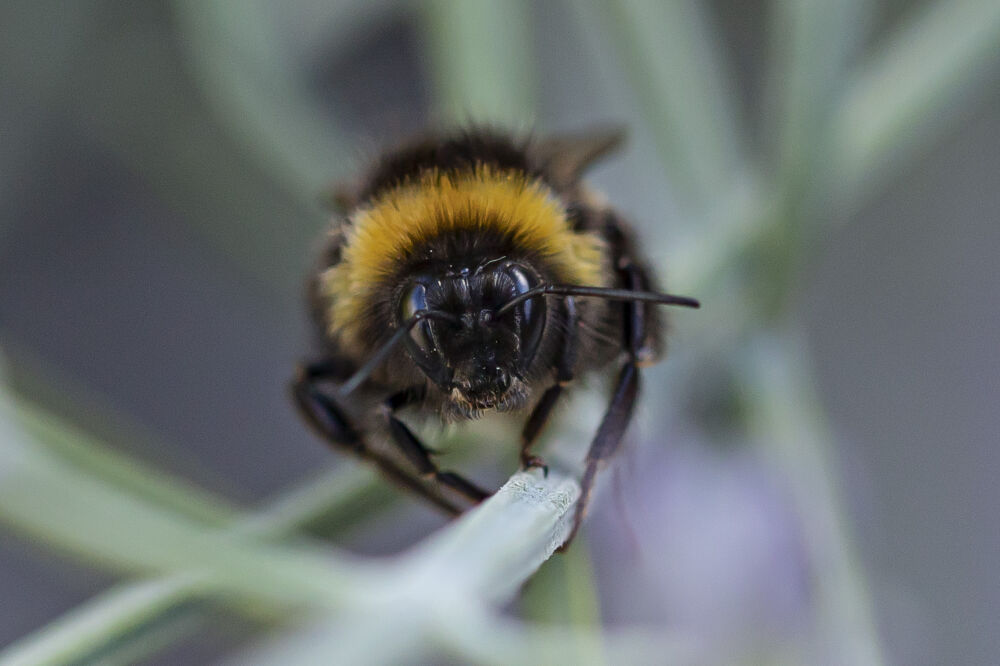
(1, 1, 998, 664)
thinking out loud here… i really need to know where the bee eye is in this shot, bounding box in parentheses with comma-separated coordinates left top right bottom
(399, 281, 435, 358)
(398, 281, 455, 387)
(505, 265, 546, 368)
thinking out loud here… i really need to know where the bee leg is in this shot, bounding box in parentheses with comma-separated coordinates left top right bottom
(560, 363, 639, 550)
(385, 392, 492, 504)
(291, 362, 463, 515)
(603, 212, 662, 364)
(519, 387, 560, 475)
(560, 265, 647, 550)
(291, 361, 361, 448)
(519, 297, 579, 476)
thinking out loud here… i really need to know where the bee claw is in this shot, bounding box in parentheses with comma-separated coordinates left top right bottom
(521, 454, 549, 478)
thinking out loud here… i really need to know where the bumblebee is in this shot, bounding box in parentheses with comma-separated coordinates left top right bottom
(292, 127, 698, 545)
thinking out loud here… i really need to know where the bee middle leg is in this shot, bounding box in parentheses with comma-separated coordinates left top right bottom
(519, 298, 579, 475)
(291, 361, 464, 515)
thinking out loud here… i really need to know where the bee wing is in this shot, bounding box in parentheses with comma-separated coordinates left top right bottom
(534, 126, 627, 189)
(320, 180, 361, 215)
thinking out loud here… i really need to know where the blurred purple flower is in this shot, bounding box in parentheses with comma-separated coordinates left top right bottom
(590, 432, 812, 653)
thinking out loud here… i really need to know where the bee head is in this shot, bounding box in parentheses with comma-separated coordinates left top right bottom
(396, 260, 547, 414)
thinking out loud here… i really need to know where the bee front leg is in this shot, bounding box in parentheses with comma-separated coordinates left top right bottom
(519, 297, 579, 475)
(384, 391, 491, 504)
(291, 361, 464, 515)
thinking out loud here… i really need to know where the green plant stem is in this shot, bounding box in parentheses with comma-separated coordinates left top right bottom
(0, 420, 366, 610)
(440, 605, 705, 666)
(742, 330, 884, 666)
(768, 0, 866, 192)
(0, 458, 389, 666)
(672, 0, 1000, 329)
(3, 395, 237, 528)
(222, 471, 704, 665)
(0, 382, 573, 666)
(172, 0, 354, 209)
(0, 384, 517, 665)
(0, 578, 203, 666)
(239, 602, 706, 666)
(672, 0, 1000, 342)
(759, 0, 868, 317)
(521, 541, 601, 627)
(0, 380, 390, 663)
(586, 0, 744, 215)
(151, 470, 584, 666)
(421, 0, 536, 125)
(520, 542, 605, 666)
(833, 0, 1000, 204)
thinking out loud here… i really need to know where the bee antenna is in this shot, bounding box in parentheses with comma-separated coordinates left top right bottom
(337, 310, 460, 397)
(496, 284, 700, 316)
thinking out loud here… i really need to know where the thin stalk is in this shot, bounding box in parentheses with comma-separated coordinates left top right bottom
(236, 602, 707, 666)
(172, 0, 354, 208)
(187, 471, 585, 666)
(584, 0, 745, 214)
(0, 420, 364, 611)
(439, 605, 708, 666)
(0, 578, 203, 666)
(421, 0, 536, 126)
(833, 0, 1000, 205)
(0, 386, 516, 665)
(742, 330, 884, 666)
(3, 395, 236, 528)
(0, 463, 392, 666)
(767, 0, 867, 192)
(760, 0, 869, 317)
(520, 543, 605, 666)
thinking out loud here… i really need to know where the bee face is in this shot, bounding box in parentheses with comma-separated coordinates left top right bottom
(396, 260, 546, 413)
(296, 127, 699, 545)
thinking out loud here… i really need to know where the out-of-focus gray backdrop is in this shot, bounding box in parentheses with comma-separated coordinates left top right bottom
(1, 1, 997, 664)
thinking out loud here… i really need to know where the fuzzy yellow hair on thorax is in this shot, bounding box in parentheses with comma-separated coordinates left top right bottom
(321, 166, 607, 350)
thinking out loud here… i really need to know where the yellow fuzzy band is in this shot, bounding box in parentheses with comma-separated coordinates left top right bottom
(321, 167, 606, 349)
